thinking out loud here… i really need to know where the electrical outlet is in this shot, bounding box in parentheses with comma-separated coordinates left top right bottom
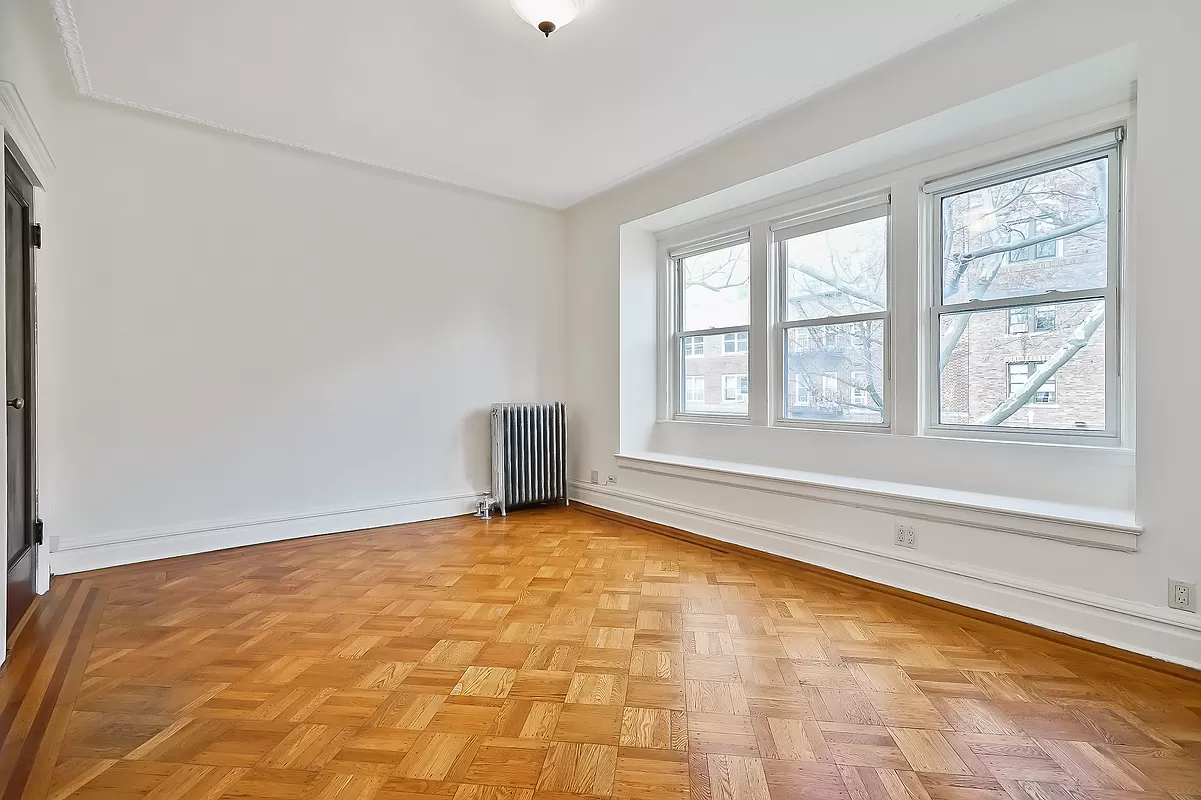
(590, 469, 599, 484)
(894, 522, 918, 550)
(1169, 579, 1196, 612)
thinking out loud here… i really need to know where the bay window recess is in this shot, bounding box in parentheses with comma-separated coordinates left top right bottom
(662, 124, 1126, 445)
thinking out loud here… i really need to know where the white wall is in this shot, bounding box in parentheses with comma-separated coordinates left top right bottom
(1, 0, 565, 577)
(566, 0, 1201, 667)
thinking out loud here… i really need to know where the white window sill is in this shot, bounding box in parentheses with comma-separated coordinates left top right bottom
(613, 451, 1141, 552)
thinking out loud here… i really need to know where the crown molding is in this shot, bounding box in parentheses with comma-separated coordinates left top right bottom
(0, 81, 56, 182)
(46, 0, 558, 209)
(49, 0, 91, 93)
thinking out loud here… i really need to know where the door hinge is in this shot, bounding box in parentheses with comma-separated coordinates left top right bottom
(30, 223, 42, 249)
(34, 518, 44, 545)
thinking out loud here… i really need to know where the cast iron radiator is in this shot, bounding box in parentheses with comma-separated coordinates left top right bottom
(489, 402, 568, 516)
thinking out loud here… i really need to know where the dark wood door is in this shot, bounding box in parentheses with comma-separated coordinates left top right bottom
(5, 150, 35, 636)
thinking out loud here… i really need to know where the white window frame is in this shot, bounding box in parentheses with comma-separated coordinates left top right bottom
(773, 194, 892, 431)
(925, 129, 1122, 443)
(683, 336, 704, 358)
(669, 232, 753, 420)
(1007, 307, 1028, 335)
(1033, 305, 1056, 333)
(684, 375, 705, 404)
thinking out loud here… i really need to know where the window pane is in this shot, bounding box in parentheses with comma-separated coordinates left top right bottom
(784, 216, 888, 321)
(938, 299, 1105, 430)
(940, 157, 1109, 305)
(682, 332, 748, 415)
(681, 242, 750, 330)
(784, 320, 884, 424)
(722, 331, 748, 354)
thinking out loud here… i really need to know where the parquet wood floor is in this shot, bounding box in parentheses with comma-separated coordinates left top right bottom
(2, 506, 1199, 800)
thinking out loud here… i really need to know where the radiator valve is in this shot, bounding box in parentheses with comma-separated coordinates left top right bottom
(475, 496, 495, 520)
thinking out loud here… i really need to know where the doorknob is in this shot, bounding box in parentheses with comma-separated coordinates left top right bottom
(7, 397, 24, 409)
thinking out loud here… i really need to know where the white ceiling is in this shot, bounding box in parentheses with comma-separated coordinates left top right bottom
(53, 0, 1016, 208)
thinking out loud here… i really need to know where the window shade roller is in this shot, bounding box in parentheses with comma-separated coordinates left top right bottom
(922, 128, 1123, 196)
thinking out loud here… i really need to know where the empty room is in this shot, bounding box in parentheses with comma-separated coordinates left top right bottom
(1, 0, 1199, 798)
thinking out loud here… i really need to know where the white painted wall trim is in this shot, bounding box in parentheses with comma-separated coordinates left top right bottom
(0, 80, 55, 181)
(51, 491, 485, 575)
(570, 481, 1200, 670)
(615, 452, 1140, 552)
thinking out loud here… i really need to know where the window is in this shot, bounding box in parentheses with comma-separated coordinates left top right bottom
(723, 331, 749, 354)
(821, 372, 839, 400)
(778, 198, 889, 425)
(851, 371, 870, 406)
(1008, 362, 1056, 405)
(1034, 306, 1056, 332)
(723, 374, 748, 403)
(792, 376, 810, 407)
(674, 237, 751, 416)
(1008, 219, 1061, 262)
(1009, 306, 1056, 335)
(1008, 307, 1028, 335)
(932, 132, 1119, 435)
(661, 126, 1125, 444)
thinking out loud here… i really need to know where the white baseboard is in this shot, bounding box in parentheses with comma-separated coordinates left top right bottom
(51, 491, 485, 574)
(570, 482, 1201, 671)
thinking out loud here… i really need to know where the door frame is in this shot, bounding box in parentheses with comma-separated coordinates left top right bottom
(0, 80, 55, 661)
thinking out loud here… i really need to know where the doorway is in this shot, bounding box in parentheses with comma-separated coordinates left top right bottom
(4, 148, 37, 636)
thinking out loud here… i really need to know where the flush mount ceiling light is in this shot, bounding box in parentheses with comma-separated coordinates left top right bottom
(510, 0, 586, 37)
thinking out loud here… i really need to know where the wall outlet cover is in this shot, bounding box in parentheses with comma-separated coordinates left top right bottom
(1169, 579, 1196, 612)
(590, 469, 599, 484)
(894, 522, 918, 550)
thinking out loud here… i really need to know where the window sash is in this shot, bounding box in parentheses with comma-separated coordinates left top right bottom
(676, 327, 752, 417)
(774, 198, 892, 428)
(778, 312, 891, 428)
(928, 137, 1121, 439)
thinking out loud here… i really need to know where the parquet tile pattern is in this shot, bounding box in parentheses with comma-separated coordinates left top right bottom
(2, 506, 1199, 800)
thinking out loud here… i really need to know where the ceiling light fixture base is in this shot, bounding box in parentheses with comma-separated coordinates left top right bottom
(510, 0, 585, 38)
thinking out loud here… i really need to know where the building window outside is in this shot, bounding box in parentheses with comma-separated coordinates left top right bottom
(723, 374, 749, 403)
(1008, 361, 1057, 405)
(1008, 307, 1028, 335)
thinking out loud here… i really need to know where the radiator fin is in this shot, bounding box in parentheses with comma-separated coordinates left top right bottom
(491, 402, 567, 515)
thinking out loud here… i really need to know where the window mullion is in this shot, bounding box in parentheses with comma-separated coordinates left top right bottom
(748, 221, 771, 426)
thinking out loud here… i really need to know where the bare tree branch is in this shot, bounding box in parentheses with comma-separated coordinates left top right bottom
(973, 304, 1105, 426)
(787, 263, 885, 309)
(953, 215, 1103, 263)
(939, 214, 1105, 369)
